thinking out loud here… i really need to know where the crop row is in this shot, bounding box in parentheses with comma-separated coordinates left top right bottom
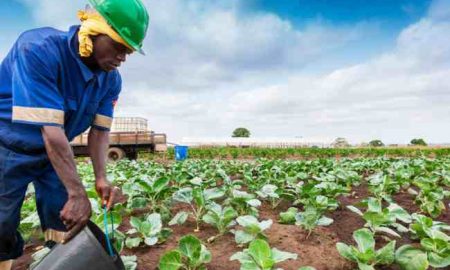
(22, 157, 450, 270)
(144, 147, 450, 160)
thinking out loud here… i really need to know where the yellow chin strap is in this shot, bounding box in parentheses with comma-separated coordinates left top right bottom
(77, 9, 133, 57)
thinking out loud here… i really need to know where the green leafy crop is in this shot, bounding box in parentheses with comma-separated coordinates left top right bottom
(125, 213, 172, 248)
(347, 197, 411, 238)
(295, 205, 333, 238)
(170, 186, 225, 232)
(202, 202, 238, 242)
(159, 235, 211, 270)
(336, 228, 396, 270)
(232, 215, 273, 246)
(230, 239, 298, 270)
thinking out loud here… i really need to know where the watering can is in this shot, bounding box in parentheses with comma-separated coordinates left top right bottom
(31, 221, 125, 270)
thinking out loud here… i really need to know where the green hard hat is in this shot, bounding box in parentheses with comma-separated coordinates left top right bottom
(88, 0, 149, 54)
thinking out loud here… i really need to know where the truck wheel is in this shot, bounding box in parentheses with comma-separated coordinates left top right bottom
(107, 147, 125, 162)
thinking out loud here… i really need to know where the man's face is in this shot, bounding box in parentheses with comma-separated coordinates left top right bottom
(92, 34, 133, 72)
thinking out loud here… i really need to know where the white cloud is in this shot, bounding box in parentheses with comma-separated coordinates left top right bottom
(119, 0, 372, 92)
(15, 0, 450, 144)
(18, 0, 81, 28)
(225, 1, 450, 144)
(20, 0, 372, 90)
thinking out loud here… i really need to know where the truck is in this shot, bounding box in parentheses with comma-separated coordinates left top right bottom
(70, 117, 167, 161)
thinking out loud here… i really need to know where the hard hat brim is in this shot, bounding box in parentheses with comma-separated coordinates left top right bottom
(138, 48, 146, 55)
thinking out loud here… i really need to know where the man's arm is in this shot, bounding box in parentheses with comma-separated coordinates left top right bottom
(41, 126, 91, 243)
(88, 127, 119, 210)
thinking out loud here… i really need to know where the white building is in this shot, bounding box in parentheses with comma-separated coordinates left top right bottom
(180, 137, 335, 148)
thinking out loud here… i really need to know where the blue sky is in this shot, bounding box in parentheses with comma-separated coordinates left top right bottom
(2, 0, 432, 62)
(1, 0, 432, 70)
(249, 0, 430, 25)
(2, 0, 450, 144)
(0, 1, 32, 53)
(0, 1, 32, 30)
(246, 0, 432, 72)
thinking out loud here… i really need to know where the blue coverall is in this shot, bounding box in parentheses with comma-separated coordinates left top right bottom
(0, 25, 121, 261)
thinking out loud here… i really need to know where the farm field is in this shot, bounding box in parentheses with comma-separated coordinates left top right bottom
(15, 155, 450, 270)
(143, 147, 450, 161)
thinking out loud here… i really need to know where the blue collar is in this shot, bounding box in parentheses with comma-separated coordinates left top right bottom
(67, 25, 106, 88)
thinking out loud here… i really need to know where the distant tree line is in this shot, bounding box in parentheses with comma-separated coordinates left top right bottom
(230, 130, 428, 147)
(336, 138, 428, 147)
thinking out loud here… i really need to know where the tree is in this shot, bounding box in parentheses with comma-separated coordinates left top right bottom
(232, 128, 251, 138)
(410, 138, 427, 146)
(369, 140, 384, 147)
(332, 137, 350, 148)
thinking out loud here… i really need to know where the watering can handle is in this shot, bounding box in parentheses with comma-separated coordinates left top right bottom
(103, 206, 115, 257)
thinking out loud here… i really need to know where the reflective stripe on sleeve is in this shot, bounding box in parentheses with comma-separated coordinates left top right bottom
(44, 229, 66, 243)
(93, 114, 113, 129)
(12, 106, 64, 125)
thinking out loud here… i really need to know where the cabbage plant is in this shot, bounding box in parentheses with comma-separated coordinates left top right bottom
(170, 186, 224, 232)
(279, 207, 298, 224)
(295, 206, 333, 238)
(125, 213, 172, 248)
(409, 213, 450, 239)
(347, 197, 411, 238)
(224, 189, 261, 217)
(230, 239, 298, 270)
(202, 202, 238, 242)
(336, 228, 396, 270)
(159, 235, 211, 270)
(232, 215, 273, 245)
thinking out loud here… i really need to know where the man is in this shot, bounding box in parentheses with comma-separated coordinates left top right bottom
(0, 0, 149, 269)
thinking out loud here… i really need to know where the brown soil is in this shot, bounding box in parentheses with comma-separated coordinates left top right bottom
(329, 183, 368, 245)
(12, 182, 450, 270)
(392, 189, 421, 214)
(392, 189, 450, 224)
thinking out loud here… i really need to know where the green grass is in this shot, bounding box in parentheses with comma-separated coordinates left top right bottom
(141, 146, 450, 160)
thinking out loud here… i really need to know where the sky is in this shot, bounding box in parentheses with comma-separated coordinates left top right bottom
(1, 0, 450, 144)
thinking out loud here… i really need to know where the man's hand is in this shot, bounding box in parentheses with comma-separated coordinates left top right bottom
(60, 193, 92, 243)
(95, 178, 121, 210)
(88, 129, 120, 210)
